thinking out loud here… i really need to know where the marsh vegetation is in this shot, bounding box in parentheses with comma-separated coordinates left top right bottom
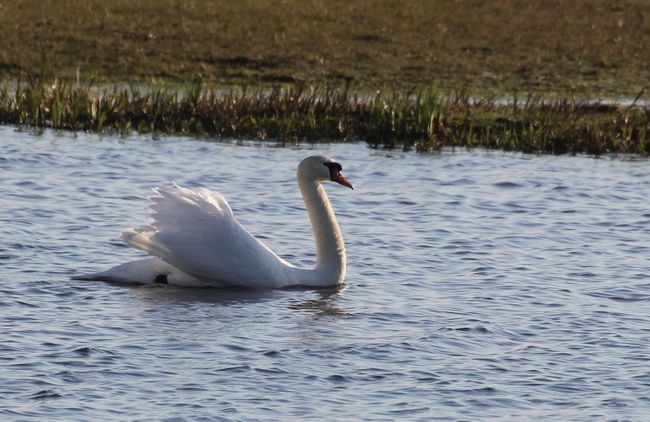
(1, 80, 647, 155)
(0, 0, 648, 153)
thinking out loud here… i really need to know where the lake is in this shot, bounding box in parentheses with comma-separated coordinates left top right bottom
(2, 125, 650, 420)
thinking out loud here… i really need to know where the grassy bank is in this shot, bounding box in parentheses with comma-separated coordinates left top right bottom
(1, 1, 648, 154)
(1, 0, 648, 97)
(1, 80, 647, 155)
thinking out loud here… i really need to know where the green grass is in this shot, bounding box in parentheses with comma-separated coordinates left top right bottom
(0, 0, 648, 97)
(2, 79, 647, 155)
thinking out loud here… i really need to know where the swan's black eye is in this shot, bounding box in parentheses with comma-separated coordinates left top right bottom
(324, 162, 342, 173)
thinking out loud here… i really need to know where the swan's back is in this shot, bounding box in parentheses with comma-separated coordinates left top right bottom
(123, 184, 294, 288)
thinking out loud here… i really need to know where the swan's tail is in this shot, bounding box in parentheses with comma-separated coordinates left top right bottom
(71, 228, 172, 283)
(71, 257, 210, 286)
(71, 272, 147, 285)
(70, 258, 166, 284)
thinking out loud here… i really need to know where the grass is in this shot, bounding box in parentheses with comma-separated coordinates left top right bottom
(1, 79, 647, 155)
(1, 0, 648, 154)
(0, 0, 648, 97)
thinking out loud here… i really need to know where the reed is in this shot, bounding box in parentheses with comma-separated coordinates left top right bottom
(0, 79, 647, 155)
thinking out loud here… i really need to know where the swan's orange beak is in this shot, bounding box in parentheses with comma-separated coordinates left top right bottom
(332, 172, 354, 190)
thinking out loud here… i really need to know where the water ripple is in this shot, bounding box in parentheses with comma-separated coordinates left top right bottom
(1, 127, 650, 420)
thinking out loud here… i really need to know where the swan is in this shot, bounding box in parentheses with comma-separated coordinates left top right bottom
(73, 155, 354, 288)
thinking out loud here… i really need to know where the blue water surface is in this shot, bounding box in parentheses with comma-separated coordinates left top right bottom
(1, 125, 650, 420)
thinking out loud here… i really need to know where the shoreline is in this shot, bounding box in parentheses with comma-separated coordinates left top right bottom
(1, 79, 647, 155)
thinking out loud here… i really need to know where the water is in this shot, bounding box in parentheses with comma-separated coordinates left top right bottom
(2, 125, 650, 420)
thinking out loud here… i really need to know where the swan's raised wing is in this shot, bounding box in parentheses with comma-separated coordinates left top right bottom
(122, 184, 294, 287)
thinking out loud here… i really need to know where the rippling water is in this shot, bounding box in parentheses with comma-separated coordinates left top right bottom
(2, 125, 650, 420)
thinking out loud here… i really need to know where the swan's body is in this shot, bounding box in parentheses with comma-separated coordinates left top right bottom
(74, 156, 353, 289)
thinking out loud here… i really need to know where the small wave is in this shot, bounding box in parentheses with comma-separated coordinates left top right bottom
(446, 325, 491, 334)
(493, 181, 523, 188)
(28, 389, 62, 400)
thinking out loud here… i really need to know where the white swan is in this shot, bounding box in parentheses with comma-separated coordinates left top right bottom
(73, 155, 354, 288)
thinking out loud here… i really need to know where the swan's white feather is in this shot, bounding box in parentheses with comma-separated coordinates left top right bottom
(72, 257, 211, 287)
(122, 184, 295, 288)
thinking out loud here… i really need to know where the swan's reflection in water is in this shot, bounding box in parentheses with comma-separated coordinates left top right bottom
(287, 286, 348, 319)
(125, 283, 348, 320)
(131, 284, 277, 306)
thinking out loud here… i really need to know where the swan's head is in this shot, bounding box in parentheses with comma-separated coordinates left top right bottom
(298, 155, 354, 190)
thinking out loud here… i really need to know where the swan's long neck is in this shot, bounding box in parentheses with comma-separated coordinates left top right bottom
(298, 177, 346, 285)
